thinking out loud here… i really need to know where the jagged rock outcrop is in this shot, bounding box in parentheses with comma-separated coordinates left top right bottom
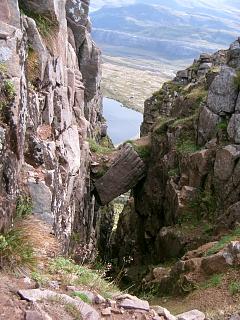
(113, 38, 240, 269)
(0, 0, 103, 258)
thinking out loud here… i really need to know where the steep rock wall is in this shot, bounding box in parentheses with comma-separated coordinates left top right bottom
(113, 39, 240, 267)
(0, 0, 103, 258)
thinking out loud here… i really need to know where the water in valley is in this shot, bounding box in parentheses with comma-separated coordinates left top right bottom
(103, 97, 143, 145)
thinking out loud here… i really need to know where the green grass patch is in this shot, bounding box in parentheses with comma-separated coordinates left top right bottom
(16, 195, 32, 219)
(229, 281, 240, 295)
(3, 80, 15, 99)
(171, 114, 197, 129)
(206, 227, 240, 256)
(176, 135, 199, 155)
(31, 271, 48, 286)
(0, 227, 36, 270)
(88, 139, 112, 154)
(49, 257, 119, 298)
(0, 63, 7, 74)
(201, 274, 223, 289)
(71, 291, 92, 304)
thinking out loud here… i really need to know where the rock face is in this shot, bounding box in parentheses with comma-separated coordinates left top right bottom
(0, 0, 103, 257)
(113, 38, 240, 269)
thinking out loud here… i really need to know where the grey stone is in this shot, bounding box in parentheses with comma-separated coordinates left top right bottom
(230, 315, 240, 320)
(28, 180, 53, 225)
(118, 297, 149, 311)
(154, 306, 176, 320)
(197, 106, 220, 144)
(214, 145, 240, 181)
(176, 309, 205, 320)
(18, 289, 100, 320)
(228, 114, 240, 143)
(207, 67, 238, 115)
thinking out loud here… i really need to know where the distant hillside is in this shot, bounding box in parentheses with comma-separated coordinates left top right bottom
(91, 1, 239, 61)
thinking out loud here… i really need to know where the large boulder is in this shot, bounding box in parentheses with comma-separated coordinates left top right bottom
(94, 144, 146, 205)
(207, 66, 238, 115)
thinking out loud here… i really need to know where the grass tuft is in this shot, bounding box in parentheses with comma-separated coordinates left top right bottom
(0, 227, 36, 270)
(206, 227, 240, 256)
(49, 257, 119, 298)
(16, 195, 32, 219)
(71, 291, 92, 304)
(88, 139, 112, 154)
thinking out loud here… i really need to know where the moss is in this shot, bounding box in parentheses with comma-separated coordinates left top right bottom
(153, 116, 175, 135)
(171, 114, 197, 129)
(176, 134, 199, 155)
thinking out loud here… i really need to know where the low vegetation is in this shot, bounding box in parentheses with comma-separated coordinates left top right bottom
(88, 139, 112, 154)
(229, 281, 240, 295)
(49, 257, 119, 298)
(206, 227, 240, 256)
(0, 227, 36, 270)
(71, 291, 92, 304)
(16, 195, 32, 219)
(65, 303, 83, 320)
(176, 135, 199, 155)
(19, 2, 58, 38)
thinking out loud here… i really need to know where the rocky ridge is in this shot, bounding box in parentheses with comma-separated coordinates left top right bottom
(0, 0, 105, 258)
(112, 38, 240, 308)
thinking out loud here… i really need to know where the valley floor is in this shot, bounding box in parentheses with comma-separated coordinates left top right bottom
(101, 55, 189, 112)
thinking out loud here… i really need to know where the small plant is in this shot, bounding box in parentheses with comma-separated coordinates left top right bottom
(206, 227, 240, 256)
(0, 63, 7, 74)
(31, 271, 48, 286)
(176, 136, 199, 155)
(168, 168, 180, 177)
(0, 227, 36, 269)
(19, 2, 58, 38)
(229, 281, 240, 295)
(16, 195, 32, 219)
(4, 80, 15, 99)
(88, 139, 112, 154)
(201, 274, 223, 289)
(234, 70, 240, 90)
(65, 303, 83, 320)
(71, 291, 91, 304)
(49, 257, 119, 298)
(189, 189, 218, 222)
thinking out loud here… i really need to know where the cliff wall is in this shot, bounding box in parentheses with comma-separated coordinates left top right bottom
(0, 0, 104, 258)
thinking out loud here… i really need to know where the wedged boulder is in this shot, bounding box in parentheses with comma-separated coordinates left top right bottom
(176, 309, 205, 320)
(94, 144, 146, 205)
(207, 66, 238, 115)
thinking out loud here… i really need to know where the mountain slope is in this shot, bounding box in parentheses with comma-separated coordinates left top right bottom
(91, 1, 239, 60)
